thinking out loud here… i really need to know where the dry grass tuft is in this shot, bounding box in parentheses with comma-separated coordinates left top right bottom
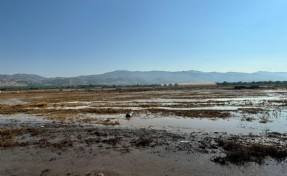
(216, 140, 287, 165)
(0, 127, 40, 148)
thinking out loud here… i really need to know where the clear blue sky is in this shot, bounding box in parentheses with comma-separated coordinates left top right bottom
(1, 0, 287, 77)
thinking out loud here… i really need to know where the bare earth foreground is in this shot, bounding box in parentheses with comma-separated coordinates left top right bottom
(1, 87, 287, 176)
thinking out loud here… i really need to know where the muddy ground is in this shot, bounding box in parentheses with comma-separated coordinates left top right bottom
(0, 87, 287, 175)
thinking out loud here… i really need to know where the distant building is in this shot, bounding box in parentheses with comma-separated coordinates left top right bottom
(160, 82, 217, 88)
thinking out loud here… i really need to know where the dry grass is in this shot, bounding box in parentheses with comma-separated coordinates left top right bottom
(217, 140, 287, 165)
(238, 108, 264, 114)
(32, 102, 48, 108)
(0, 127, 40, 148)
(148, 109, 231, 118)
(0, 127, 73, 150)
(37, 138, 73, 150)
(241, 117, 255, 122)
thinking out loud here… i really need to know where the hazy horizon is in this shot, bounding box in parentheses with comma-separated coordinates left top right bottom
(1, 0, 287, 77)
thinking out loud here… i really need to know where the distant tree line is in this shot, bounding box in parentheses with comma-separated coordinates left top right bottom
(0, 84, 161, 91)
(217, 81, 287, 87)
(3, 81, 287, 91)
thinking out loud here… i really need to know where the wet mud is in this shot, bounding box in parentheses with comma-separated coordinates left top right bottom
(1, 87, 287, 175)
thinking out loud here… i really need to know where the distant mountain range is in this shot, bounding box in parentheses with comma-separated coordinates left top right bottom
(1, 70, 287, 87)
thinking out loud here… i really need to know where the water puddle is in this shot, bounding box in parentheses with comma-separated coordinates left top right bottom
(126, 96, 285, 103)
(0, 114, 52, 127)
(47, 106, 144, 110)
(119, 111, 287, 135)
(1, 110, 287, 135)
(72, 107, 287, 135)
(44, 105, 257, 111)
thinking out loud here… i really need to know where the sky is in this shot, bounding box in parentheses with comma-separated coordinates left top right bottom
(1, 0, 287, 77)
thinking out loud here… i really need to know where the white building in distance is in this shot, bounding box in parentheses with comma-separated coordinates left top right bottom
(160, 82, 217, 87)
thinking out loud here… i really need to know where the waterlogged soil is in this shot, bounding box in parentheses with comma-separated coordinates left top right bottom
(1, 124, 287, 176)
(1, 87, 287, 175)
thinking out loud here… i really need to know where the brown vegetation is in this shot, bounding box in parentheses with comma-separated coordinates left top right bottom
(0, 127, 40, 148)
(216, 139, 287, 165)
(148, 109, 231, 118)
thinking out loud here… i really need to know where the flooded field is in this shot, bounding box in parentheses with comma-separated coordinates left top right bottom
(1, 87, 287, 175)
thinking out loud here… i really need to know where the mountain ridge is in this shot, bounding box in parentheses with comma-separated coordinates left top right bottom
(1, 70, 287, 87)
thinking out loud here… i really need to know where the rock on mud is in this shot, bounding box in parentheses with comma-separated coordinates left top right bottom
(126, 112, 133, 118)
